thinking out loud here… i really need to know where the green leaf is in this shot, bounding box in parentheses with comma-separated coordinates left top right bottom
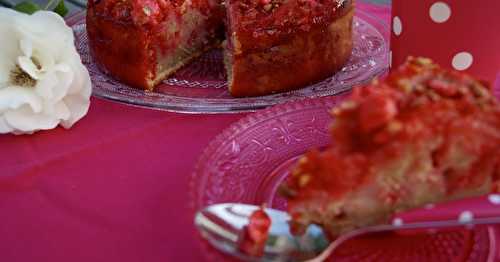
(53, 0, 68, 17)
(13, 1, 41, 14)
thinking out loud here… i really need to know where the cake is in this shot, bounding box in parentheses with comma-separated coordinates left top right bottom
(281, 57, 500, 237)
(224, 0, 354, 97)
(86, 0, 354, 97)
(86, 0, 225, 90)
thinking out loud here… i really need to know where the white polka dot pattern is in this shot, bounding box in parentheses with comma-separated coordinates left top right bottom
(390, 0, 500, 84)
(452, 52, 473, 71)
(488, 194, 500, 205)
(458, 211, 474, 224)
(392, 217, 404, 227)
(393, 16, 402, 36)
(429, 2, 451, 23)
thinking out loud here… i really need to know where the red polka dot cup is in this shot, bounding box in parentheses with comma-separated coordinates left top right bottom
(391, 0, 500, 85)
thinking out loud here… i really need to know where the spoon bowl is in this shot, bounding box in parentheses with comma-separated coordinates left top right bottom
(195, 203, 329, 261)
(195, 200, 500, 262)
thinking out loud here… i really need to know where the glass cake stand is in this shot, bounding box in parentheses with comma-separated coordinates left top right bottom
(69, 10, 389, 113)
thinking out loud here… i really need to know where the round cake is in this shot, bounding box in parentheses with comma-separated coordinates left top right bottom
(86, 0, 354, 97)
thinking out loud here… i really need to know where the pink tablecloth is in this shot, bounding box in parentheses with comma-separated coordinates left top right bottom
(3, 3, 494, 262)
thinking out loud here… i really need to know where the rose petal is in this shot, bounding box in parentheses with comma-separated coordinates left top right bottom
(4, 104, 59, 132)
(32, 47, 55, 71)
(52, 65, 74, 101)
(14, 11, 69, 39)
(0, 87, 43, 113)
(61, 63, 92, 128)
(32, 11, 71, 38)
(0, 12, 20, 86)
(15, 11, 73, 63)
(61, 94, 90, 128)
(18, 56, 40, 80)
(52, 100, 71, 121)
(34, 71, 58, 99)
(0, 116, 13, 133)
(0, 57, 15, 87)
(19, 38, 33, 58)
(67, 62, 92, 98)
(54, 63, 70, 73)
(78, 63, 92, 99)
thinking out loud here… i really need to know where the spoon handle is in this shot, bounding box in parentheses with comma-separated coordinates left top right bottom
(393, 194, 500, 224)
(309, 195, 500, 262)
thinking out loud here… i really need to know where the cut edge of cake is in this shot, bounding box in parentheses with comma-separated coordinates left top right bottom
(86, 0, 224, 91)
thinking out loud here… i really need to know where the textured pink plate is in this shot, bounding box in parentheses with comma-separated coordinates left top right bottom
(68, 10, 388, 113)
(190, 96, 497, 261)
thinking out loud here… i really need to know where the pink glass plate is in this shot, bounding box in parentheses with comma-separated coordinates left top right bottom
(190, 96, 497, 261)
(69, 10, 388, 113)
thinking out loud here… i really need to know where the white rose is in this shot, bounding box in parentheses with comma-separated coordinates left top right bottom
(0, 8, 91, 134)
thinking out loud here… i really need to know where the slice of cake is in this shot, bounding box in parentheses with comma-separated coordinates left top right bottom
(86, 0, 225, 90)
(281, 57, 500, 237)
(225, 0, 354, 97)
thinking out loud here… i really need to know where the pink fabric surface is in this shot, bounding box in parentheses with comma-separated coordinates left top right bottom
(0, 3, 405, 262)
(496, 73, 500, 97)
(0, 97, 244, 261)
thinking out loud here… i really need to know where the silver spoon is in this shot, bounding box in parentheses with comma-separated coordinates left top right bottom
(195, 202, 500, 262)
